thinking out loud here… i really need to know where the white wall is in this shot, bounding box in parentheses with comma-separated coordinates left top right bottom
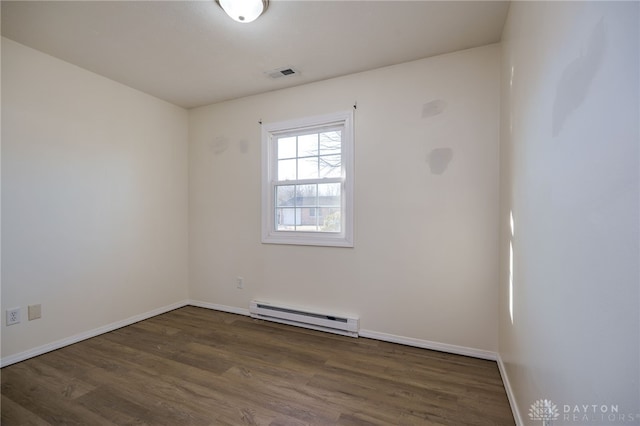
(499, 2, 639, 423)
(1, 38, 189, 360)
(189, 44, 501, 353)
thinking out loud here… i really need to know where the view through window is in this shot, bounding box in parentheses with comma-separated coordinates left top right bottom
(262, 111, 353, 247)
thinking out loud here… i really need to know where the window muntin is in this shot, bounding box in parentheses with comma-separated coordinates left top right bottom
(262, 111, 353, 247)
(275, 182, 341, 232)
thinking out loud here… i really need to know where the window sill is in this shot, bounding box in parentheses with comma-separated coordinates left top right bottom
(262, 232, 353, 248)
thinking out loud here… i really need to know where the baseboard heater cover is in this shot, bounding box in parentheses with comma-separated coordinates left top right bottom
(249, 300, 359, 337)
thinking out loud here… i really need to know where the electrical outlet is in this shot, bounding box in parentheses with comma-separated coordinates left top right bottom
(236, 277, 244, 289)
(28, 304, 42, 321)
(6, 308, 20, 326)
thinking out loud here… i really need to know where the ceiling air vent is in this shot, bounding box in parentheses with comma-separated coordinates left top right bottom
(266, 67, 299, 79)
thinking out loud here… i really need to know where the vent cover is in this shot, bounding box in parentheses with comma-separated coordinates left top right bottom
(265, 67, 299, 79)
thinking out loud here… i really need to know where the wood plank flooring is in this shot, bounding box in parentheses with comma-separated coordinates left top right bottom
(1, 306, 515, 425)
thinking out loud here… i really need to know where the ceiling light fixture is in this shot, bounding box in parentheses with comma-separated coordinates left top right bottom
(217, 0, 269, 23)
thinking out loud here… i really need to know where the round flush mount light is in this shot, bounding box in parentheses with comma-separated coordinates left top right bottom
(217, 0, 269, 23)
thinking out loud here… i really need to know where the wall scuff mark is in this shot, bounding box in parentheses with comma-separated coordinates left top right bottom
(422, 99, 447, 119)
(427, 148, 453, 175)
(210, 136, 229, 155)
(552, 18, 606, 136)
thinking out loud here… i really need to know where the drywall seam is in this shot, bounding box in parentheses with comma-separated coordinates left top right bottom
(497, 353, 524, 426)
(0, 300, 190, 367)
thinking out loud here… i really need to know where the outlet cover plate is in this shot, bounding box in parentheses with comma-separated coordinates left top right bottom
(6, 308, 20, 326)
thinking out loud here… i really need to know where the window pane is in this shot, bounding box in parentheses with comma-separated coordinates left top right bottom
(297, 206, 318, 231)
(320, 196, 341, 208)
(277, 137, 297, 159)
(296, 184, 317, 206)
(277, 159, 296, 181)
(276, 185, 295, 207)
(319, 154, 342, 178)
(318, 182, 341, 199)
(319, 131, 341, 155)
(320, 208, 341, 232)
(298, 157, 318, 180)
(276, 208, 297, 230)
(319, 188, 340, 209)
(298, 133, 319, 157)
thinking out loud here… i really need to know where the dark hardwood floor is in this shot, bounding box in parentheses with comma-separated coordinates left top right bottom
(1, 306, 515, 425)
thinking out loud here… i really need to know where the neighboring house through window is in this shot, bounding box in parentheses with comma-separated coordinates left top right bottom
(261, 110, 354, 247)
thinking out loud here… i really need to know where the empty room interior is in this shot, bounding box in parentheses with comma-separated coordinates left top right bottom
(1, 1, 639, 425)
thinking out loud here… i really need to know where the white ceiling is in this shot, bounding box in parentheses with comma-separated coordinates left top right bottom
(1, 1, 510, 109)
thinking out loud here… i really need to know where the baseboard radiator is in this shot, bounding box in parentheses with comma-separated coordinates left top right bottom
(249, 300, 359, 337)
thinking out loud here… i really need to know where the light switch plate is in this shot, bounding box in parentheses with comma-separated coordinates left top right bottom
(28, 304, 42, 321)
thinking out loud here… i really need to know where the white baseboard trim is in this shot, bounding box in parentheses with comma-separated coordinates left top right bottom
(1, 299, 499, 372)
(497, 353, 524, 426)
(0, 300, 190, 368)
(187, 302, 498, 362)
(187, 300, 250, 316)
(359, 329, 498, 361)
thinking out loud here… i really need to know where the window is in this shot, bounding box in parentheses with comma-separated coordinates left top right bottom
(262, 111, 354, 247)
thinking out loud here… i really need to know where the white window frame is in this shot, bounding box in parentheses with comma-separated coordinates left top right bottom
(262, 110, 354, 247)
